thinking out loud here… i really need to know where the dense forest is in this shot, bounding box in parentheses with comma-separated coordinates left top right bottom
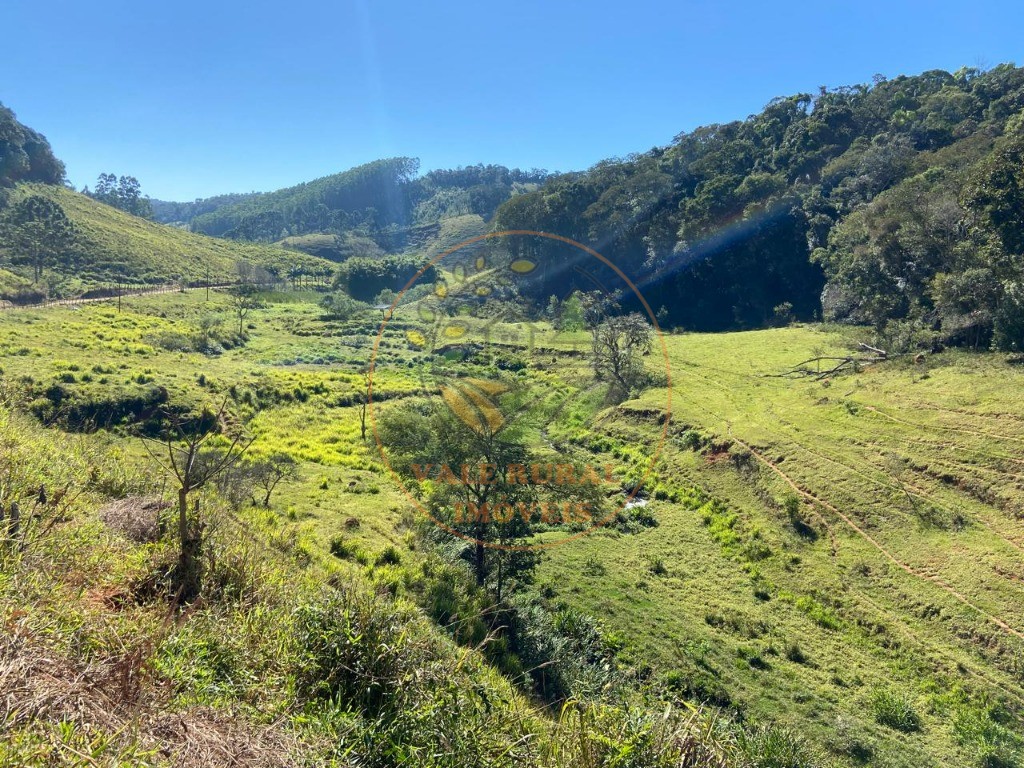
(492, 64, 1024, 349)
(152, 160, 549, 247)
(0, 102, 65, 187)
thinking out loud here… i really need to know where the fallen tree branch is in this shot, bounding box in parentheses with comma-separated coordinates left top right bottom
(857, 342, 888, 358)
(769, 354, 890, 380)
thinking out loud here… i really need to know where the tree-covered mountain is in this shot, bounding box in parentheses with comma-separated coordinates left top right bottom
(151, 160, 548, 246)
(492, 64, 1024, 349)
(150, 191, 258, 227)
(0, 102, 65, 187)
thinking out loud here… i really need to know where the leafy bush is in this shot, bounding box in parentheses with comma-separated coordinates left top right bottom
(784, 643, 808, 664)
(292, 589, 431, 715)
(647, 555, 668, 576)
(328, 535, 356, 560)
(319, 291, 370, 321)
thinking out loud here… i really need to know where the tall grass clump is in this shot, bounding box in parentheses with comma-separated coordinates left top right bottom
(870, 687, 922, 732)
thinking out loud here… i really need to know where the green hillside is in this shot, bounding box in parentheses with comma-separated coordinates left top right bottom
(541, 324, 1024, 767)
(0, 291, 814, 767)
(156, 160, 546, 247)
(0, 183, 333, 300)
(5, 60, 1024, 768)
(493, 64, 1024, 349)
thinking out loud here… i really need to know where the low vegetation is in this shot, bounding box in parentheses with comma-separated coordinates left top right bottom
(0, 288, 1021, 766)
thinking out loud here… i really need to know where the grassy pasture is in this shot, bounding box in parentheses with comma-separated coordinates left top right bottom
(2, 292, 1024, 766)
(538, 326, 1024, 766)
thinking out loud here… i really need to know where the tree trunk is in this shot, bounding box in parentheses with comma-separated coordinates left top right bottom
(496, 556, 504, 602)
(474, 540, 486, 586)
(178, 487, 188, 559)
(177, 487, 200, 600)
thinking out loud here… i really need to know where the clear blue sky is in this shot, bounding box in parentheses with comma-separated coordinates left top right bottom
(2, 0, 1021, 201)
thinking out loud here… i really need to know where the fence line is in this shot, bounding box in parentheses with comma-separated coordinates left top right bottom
(0, 281, 271, 311)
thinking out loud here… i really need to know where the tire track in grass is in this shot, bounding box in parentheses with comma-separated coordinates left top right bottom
(667, 367, 842, 553)
(730, 435, 1024, 642)
(819, 414, 1024, 470)
(859, 403, 1024, 445)
(682, 365, 1024, 557)
(852, 591, 1024, 708)
(670, 362, 1024, 681)
(891, 400, 1024, 427)
(760, 409, 1024, 556)
(923, 453, 1024, 486)
(786, 427, 1024, 561)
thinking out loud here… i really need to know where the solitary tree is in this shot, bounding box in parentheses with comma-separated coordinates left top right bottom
(229, 284, 263, 335)
(320, 292, 369, 321)
(250, 453, 298, 507)
(582, 294, 653, 398)
(4, 195, 75, 282)
(142, 402, 253, 599)
(379, 389, 540, 595)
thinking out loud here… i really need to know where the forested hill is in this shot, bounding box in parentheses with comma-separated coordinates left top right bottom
(0, 101, 65, 187)
(493, 64, 1024, 348)
(152, 160, 549, 245)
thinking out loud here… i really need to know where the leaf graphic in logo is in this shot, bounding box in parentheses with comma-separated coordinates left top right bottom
(440, 378, 509, 435)
(510, 259, 537, 275)
(463, 378, 508, 396)
(406, 330, 426, 348)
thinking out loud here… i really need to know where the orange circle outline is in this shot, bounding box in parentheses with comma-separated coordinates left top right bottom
(368, 230, 672, 551)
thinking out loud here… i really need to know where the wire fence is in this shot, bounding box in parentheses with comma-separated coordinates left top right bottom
(0, 282, 258, 311)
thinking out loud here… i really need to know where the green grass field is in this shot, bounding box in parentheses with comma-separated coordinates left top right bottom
(0, 184, 333, 295)
(2, 291, 1023, 766)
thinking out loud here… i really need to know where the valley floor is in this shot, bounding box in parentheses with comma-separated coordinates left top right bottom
(1, 291, 1022, 766)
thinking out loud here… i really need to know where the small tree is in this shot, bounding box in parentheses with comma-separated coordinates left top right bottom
(582, 294, 653, 398)
(142, 401, 253, 599)
(379, 394, 539, 594)
(358, 370, 371, 441)
(250, 453, 298, 507)
(229, 284, 263, 335)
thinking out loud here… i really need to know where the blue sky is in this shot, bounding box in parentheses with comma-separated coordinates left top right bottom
(2, 0, 1022, 200)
